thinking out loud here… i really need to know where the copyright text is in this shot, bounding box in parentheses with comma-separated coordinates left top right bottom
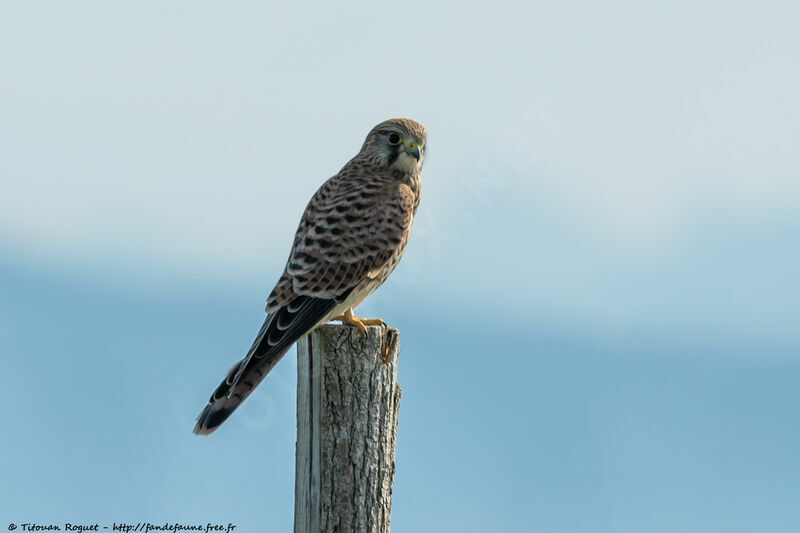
(9, 524, 236, 533)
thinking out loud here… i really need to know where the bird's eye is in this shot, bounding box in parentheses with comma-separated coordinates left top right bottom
(388, 132, 402, 145)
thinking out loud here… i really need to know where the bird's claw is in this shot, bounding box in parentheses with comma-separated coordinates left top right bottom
(359, 318, 386, 328)
(332, 309, 385, 336)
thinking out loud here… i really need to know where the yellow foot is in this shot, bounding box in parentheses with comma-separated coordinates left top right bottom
(331, 308, 385, 335)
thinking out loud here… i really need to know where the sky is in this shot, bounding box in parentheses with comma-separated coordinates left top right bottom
(1, 1, 799, 532)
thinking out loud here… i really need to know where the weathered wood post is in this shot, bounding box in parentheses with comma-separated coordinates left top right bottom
(294, 324, 402, 533)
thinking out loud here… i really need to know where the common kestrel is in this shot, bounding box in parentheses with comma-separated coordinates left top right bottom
(194, 118, 426, 435)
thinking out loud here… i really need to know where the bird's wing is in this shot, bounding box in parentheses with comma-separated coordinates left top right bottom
(194, 173, 414, 435)
(266, 177, 416, 311)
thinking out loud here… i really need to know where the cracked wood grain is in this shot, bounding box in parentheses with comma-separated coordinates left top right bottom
(295, 325, 402, 533)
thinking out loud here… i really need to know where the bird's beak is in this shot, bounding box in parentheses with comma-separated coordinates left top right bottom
(405, 143, 421, 161)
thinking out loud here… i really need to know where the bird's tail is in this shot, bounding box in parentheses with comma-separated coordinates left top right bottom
(193, 350, 290, 436)
(193, 294, 342, 435)
(193, 318, 289, 435)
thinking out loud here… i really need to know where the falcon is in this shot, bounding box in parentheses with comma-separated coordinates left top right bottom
(194, 118, 427, 435)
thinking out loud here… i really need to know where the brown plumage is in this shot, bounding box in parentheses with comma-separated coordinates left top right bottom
(194, 118, 426, 435)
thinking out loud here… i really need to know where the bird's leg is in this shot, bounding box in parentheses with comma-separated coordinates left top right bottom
(332, 308, 367, 335)
(331, 308, 385, 335)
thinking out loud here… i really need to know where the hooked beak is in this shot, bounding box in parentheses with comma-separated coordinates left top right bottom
(406, 144, 421, 161)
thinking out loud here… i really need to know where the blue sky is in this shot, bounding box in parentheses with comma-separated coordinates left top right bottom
(2, 1, 799, 531)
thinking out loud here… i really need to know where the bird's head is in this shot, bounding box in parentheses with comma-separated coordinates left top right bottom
(360, 118, 427, 173)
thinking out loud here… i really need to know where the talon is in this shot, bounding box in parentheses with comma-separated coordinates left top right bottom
(332, 309, 386, 335)
(355, 321, 367, 336)
(333, 308, 367, 335)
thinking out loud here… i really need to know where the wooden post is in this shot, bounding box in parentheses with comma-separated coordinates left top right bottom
(294, 324, 402, 533)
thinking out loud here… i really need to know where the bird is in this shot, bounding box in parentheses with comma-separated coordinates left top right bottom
(194, 118, 427, 435)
